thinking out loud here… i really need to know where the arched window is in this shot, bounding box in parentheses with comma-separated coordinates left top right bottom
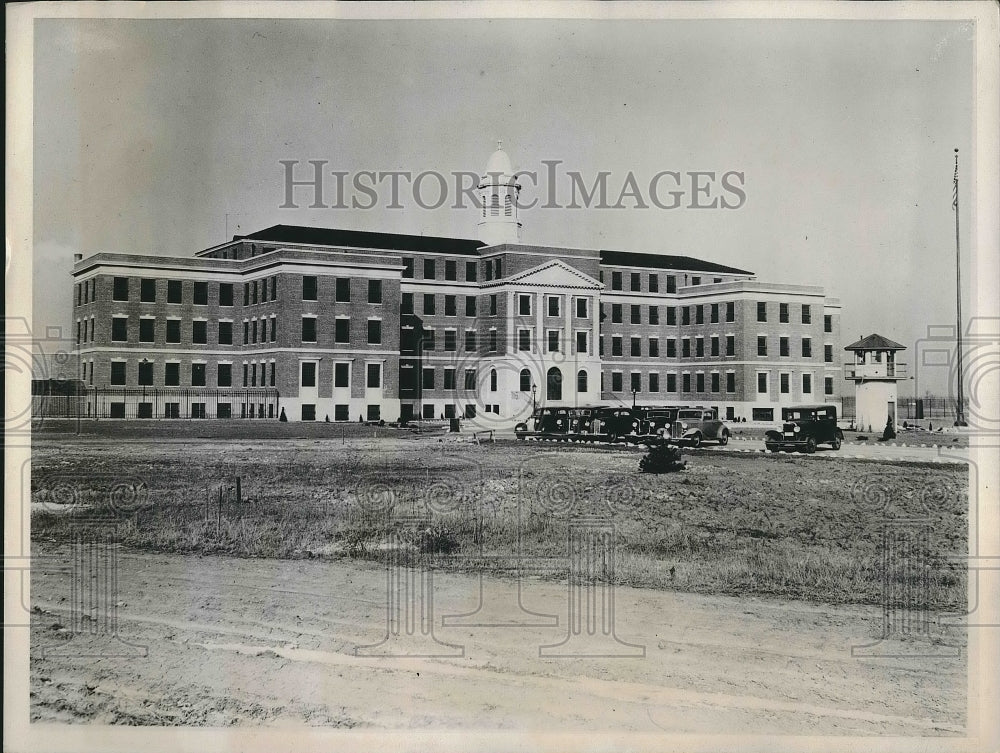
(520, 368, 531, 392)
(546, 367, 562, 402)
(577, 370, 588, 393)
(490, 368, 498, 392)
(490, 193, 501, 216)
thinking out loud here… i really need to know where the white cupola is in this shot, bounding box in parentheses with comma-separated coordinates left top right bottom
(477, 141, 522, 246)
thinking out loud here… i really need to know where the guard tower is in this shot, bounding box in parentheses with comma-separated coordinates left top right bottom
(844, 333, 907, 433)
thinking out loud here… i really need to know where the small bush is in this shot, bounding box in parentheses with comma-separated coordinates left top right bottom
(639, 444, 687, 474)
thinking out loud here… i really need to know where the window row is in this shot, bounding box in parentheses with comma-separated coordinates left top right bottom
(401, 257, 486, 282)
(299, 316, 383, 345)
(604, 370, 736, 394)
(300, 361, 382, 390)
(755, 302, 825, 327)
(755, 372, 834, 395)
(602, 301, 736, 326)
(755, 336, 829, 359)
(108, 316, 258, 345)
(600, 270, 720, 293)
(601, 334, 737, 359)
(107, 277, 237, 306)
(300, 404, 384, 422)
(108, 360, 274, 388)
(301, 276, 383, 304)
(514, 294, 591, 319)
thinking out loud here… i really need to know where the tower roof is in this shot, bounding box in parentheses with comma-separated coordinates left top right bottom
(484, 143, 514, 177)
(843, 333, 906, 351)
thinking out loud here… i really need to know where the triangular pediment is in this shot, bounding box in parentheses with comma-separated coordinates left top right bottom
(493, 259, 603, 289)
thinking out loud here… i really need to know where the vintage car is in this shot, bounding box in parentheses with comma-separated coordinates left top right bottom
(765, 404, 843, 453)
(514, 407, 574, 436)
(637, 406, 681, 438)
(672, 408, 730, 446)
(594, 407, 643, 440)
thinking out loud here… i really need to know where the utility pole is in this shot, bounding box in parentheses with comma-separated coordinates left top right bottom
(953, 149, 967, 426)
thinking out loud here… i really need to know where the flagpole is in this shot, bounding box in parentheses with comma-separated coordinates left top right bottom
(953, 148, 967, 426)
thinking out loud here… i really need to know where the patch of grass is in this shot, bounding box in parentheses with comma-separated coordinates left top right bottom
(30, 439, 968, 608)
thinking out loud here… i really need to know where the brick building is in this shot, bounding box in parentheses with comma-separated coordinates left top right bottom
(71, 147, 842, 423)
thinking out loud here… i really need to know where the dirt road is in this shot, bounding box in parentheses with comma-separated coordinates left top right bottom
(29, 543, 964, 733)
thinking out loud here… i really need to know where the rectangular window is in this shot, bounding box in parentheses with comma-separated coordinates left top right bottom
(696, 373, 705, 392)
(802, 305, 812, 324)
(423, 294, 436, 315)
(711, 303, 719, 323)
(518, 294, 532, 316)
(710, 336, 719, 357)
(489, 295, 498, 316)
(696, 305, 704, 325)
(110, 362, 126, 385)
(726, 301, 735, 322)
(423, 329, 435, 350)
(423, 368, 435, 390)
(191, 363, 206, 387)
(367, 363, 381, 388)
(711, 372, 720, 393)
(779, 303, 789, 323)
(802, 338, 812, 358)
(336, 278, 351, 302)
(216, 404, 231, 419)
(193, 282, 208, 305)
(423, 259, 436, 280)
(301, 404, 316, 421)
(612, 304, 622, 324)
(251, 281, 259, 305)
(757, 336, 767, 356)
(803, 373, 812, 393)
(726, 372, 736, 393)
(667, 338, 677, 358)
(611, 271, 622, 290)
(368, 279, 382, 304)
(334, 362, 350, 388)
(401, 292, 414, 315)
(302, 276, 318, 301)
(464, 369, 476, 390)
(649, 372, 660, 392)
(757, 302, 767, 322)
(648, 274, 658, 293)
(489, 330, 497, 351)
(301, 361, 317, 388)
(726, 335, 735, 356)
(682, 307, 691, 326)
(335, 318, 350, 343)
(630, 272, 641, 292)
(402, 257, 414, 279)
(666, 275, 677, 293)
(682, 338, 691, 358)
(466, 261, 477, 282)
(139, 318, 155, 343)
(137, 362, 154, 386)
(165, 362, 180, 386)
(302, 317, 317, 343)
(111, 317, 128, 342)
(219, 283, 233, 307)
(577, 331, 588, 354)
(631, 372, 642, 393)
(445, 295, 457, 316)
(667, 373, 677, 392)
(444, 330, 457, 351)
(825, 376, 834, 395)
(757, 373, 768, 394)
(611, 372, 623, 392)
(649, 306, 659, 325)
(465, 330, 477, 352)
(576, 298, 588, 318)
(612, 336, 623, 357)
(518, 329, 531, 352)
(631, 305, 641, 325)
(631, 337, 641, 357)
(140, 279, 156, 302)
(696, 337, 704, 357)
(443, 368, 456, 390)
(445, 260, 457, 281)
(548, 330, 560, 353)
(547, 296, 560, 317)
(112, 277, 129, 301)
(243, 283, 250, 306)
(780, 337, 790, 357)
(367, 319, 382, 344)
(217, 363, 232, 388)
(780, 373, 790, 394)
(667, 307, 677, 326)
(251, 319, 258, 344)
(682, 373, 691, 392)
(824, 314, 833, 333)
(192, 320, 207, 344)
(466, 296, 476, 317)
(242, 363, 248, 387)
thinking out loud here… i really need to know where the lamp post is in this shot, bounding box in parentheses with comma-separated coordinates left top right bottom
(531, 385, 537, 412)
(632, 388, 637, 409)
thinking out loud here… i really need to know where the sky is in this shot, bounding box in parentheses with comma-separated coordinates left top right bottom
(32, 16, 976, 395)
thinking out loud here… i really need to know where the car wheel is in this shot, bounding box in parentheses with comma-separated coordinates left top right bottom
(690, 433, 702, 448)
(718, 430, 729, 446)
(805, 437, 817, 453)
(765, 442, 778, 453)
(831, 434, 842, 450)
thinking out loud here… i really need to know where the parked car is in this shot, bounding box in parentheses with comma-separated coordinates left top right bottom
(637, 406, 681, 437)
(594, 407, 642, 440)
(765, 404, 843, 453)
(515, 407, 574, 435)
(672, 408, 729, 446)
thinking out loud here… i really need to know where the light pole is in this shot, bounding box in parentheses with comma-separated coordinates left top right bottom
(952, 148, 967, 426)
(531, 385, 537, 412)
(632, 388, 637, 409)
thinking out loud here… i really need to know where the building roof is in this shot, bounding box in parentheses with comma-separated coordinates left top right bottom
(599, 249, 753, 276)
(843, 333, 907, 351)
(234, 225, 485, 256)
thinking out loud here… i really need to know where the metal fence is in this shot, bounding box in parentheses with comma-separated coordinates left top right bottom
(31, 385, 281, 420)
(838, 396, 965, 423)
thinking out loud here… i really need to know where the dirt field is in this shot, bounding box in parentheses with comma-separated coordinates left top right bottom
(29, 542, 965, 732)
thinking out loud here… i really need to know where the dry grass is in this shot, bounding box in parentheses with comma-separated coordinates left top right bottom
(30, 438, 967, 608)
